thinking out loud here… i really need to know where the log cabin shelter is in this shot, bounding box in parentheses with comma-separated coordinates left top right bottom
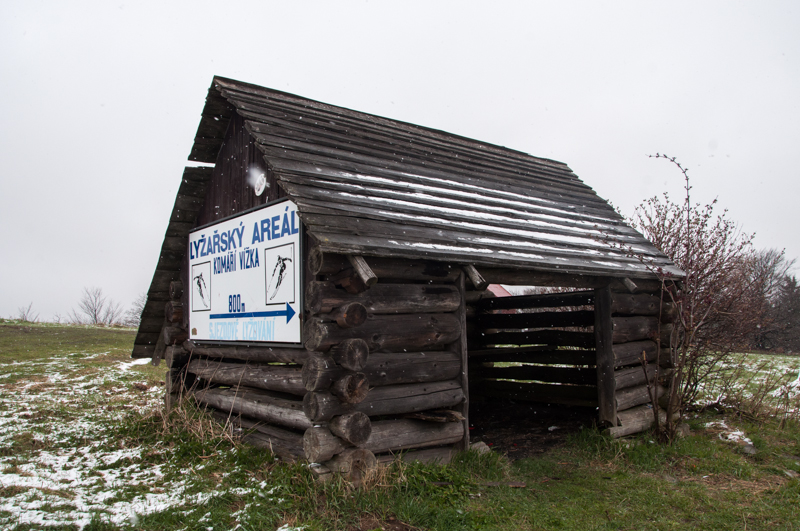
(132, 76, 683, 476)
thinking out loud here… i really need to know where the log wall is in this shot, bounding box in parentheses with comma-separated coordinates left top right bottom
(173, 250, 470, 480)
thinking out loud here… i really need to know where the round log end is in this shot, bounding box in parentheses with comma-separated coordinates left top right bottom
(303, 427, 343, 463)
(326, 448, 377, 486)
(331, 373, 369, 405)
(302, 355, 339, 391)
(331, 338, 370, 371)
(302, 391, 322, 422)
(303, 319, 326, 352)
(336, 302, 368, 329)
(329, 411, 372, 446)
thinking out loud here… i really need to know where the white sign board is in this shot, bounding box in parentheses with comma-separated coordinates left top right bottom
(188, 200, 302, 344)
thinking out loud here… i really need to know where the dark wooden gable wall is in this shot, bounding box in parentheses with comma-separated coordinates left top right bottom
(195, 112, 285, 227)
(179, 113, 288, 331)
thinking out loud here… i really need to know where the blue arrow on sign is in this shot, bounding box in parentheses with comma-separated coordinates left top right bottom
(209, 302, 296, 324)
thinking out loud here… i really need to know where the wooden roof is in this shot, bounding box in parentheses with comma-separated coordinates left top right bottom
(190, 76, 682, 279)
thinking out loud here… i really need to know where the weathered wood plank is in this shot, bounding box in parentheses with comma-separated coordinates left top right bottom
(187, 359, 305, 396)
(467, 347, 595, 366)
(480, 330, 594, 348)
(475, 366, 596, 386)
(478, 291, 595, 311)
(303, 380, 465, 422)
(308, 248, 459, 281)
(612, 317, 673, 344)
(304, 313, 461, 352)
(183, 340, 311, 364)
(477, 310, 594, 330)
(594, 286, 617, 427)
(303, 351, 461, 391)
(193, 386, 311, 431)
(474, 380, 597, 407)
(305, 281, 460, 315)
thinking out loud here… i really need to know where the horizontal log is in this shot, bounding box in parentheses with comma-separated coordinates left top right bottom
(317, 302, 367, 328)
(305, 281, 460, 315)
(363, 351, 461, 387)
(161, 326, 189, 346)
(330, 338, 370, 371)
(329, 412, 372, 446)
(187, 359, 305, 396)
(193, 386, 311, 431)
(477, 290, 594, 311)
(211, 411, 304, 459)
(613, 340, 658, 368)
(305, 351, 461, 391)
(606, 405, 667, 439)
(481, 330, 594, 348)
(164, 301, 183, 324)
(465, 289, 495, 304)
(304, 419, 463, 462)
(614, 364, 660, 390)
(303, 313, 461, 352)
(615, 384, 666, 412)
(474, 380, 597, 407)
(611, 293, 676, 321)
(475, 365, 595, 386)
(165, 346, 189, 369)
(468, 347, 595, 366)
(612, 317, 673, 344)
(477, 310, 594, 330)
(364, 419, 464, 454)
(303, 380, 465, 422)
(478, 270, 665, 292)
(309, 248, 459, 281)
(330, 372, 369, 404)
(183, 340, 311, 364)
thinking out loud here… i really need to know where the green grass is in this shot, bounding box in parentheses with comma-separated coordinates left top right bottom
(1, 321, 799, 530)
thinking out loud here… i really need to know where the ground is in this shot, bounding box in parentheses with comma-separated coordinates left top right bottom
(1, 321, 799, 530)
(470, 400, 596, 460)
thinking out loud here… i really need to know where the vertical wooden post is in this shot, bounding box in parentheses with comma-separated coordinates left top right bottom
(594, 285, 617, 426)
(454, 271, 470, 450)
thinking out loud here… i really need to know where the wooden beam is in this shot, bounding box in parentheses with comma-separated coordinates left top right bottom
(463, 264, 488, 290)
(455, 271, 469, 451)
(347, 254, 378, 288)
(594, 285, 617, 427)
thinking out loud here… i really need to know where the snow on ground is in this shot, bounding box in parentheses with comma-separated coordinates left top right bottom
(0, 352, 271, 529)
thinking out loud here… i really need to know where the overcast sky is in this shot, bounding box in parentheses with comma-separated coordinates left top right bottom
(2, 1, 798, 321)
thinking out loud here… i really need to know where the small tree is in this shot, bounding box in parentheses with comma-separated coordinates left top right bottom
(631, 154, 766, 439)
(16, 303, 39, 323)
(69, 287, 123, 326)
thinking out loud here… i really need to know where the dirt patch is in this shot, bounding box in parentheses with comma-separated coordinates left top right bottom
(469, 398, 596, 460)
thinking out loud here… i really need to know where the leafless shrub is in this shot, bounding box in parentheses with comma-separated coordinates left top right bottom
(16, 303, 39, 323)
(123, 292, 147, 328)
(68, 287, 124, 326)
